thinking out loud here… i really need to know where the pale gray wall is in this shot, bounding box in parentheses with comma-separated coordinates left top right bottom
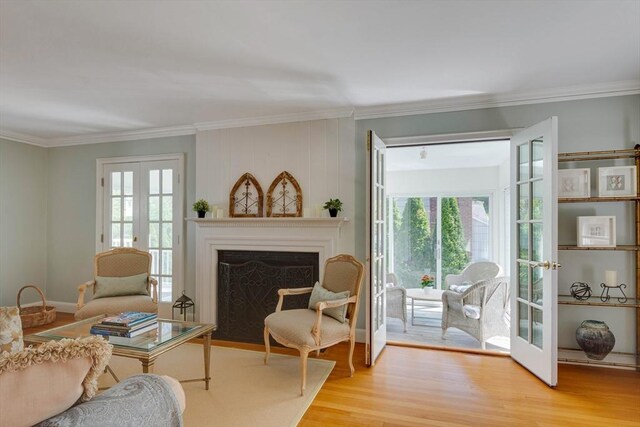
(355, 94, 640, 349)
(0, 138, 48, 306)
(46, 135, 196, 303)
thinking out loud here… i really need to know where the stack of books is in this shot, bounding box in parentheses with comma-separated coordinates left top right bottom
(90, 311, 158, 338)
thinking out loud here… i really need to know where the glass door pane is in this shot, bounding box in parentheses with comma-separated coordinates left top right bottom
(148, 168, 174, 303)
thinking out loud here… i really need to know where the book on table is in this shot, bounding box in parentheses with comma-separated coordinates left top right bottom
(101, 311, 157, 327)
(90, 322, 157, 338)
(91, 317, 158, 332)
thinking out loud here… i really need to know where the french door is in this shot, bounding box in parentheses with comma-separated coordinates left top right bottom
(366, 130, 387, 365)
(98, 154, 184, 317)
(510, 117, 559, 386)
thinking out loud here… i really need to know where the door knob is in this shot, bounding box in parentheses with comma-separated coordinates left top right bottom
(133, 236, 138, 242)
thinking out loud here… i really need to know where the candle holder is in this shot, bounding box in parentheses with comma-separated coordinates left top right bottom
(599, 283, 628, 303)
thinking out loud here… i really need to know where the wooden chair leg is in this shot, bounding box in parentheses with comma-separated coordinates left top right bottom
(263, 326, 271, 365)
(348, 338, 355, 376)
(300, 349, 309, 396)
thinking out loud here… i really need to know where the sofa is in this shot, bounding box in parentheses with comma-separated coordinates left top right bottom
(0, 307, 185, 427)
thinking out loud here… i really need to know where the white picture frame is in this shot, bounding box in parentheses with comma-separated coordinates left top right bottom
(598, 165, 637, 198)
(558, 168, 590, 198)
(577, 216, 616, 247)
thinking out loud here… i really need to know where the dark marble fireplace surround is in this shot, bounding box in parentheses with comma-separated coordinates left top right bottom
(214, 250, 319, 344)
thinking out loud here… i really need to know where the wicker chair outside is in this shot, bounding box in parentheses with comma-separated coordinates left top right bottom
(441, 276, 510, 349)
(444, 261, 502, 290)
(385, 273, 407, 332)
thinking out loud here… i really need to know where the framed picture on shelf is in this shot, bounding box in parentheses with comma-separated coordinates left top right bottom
(558, 168, 590, 198)
(577, 216, 616, 247)
(597, 165, 637, 198)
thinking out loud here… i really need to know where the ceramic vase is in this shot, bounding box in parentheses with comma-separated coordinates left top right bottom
(575, 320, 615, 360)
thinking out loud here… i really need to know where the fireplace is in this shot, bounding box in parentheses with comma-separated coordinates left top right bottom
(215, 250, 319, 343)
(191, 217, 349, 336)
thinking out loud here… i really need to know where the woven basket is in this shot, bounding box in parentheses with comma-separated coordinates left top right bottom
(17, 285, 57, 328)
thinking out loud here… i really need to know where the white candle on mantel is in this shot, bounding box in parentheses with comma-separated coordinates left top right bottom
(605, 270, 618, 287)
(216, 209, 224, 218)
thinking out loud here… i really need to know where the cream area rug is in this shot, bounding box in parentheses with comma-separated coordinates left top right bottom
(100, 344, 335, 427)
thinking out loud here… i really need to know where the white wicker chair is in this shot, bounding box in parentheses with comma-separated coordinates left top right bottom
(441, 276, 510, 349)
(385, 273, 407, 332)
(444, 261, 502, 289)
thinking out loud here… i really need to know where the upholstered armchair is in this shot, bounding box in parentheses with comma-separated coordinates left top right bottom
(264, 254, 364, 395)
(385, 273, 407, 332)
(444, 261, 502, 290)
(441, 276, 510, 349)
(75, 248, 158, 320)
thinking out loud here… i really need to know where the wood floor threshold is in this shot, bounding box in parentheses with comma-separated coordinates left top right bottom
(387, 339, 510, 357)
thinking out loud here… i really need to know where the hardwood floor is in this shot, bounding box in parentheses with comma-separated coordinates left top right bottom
(26, 314, 640, 426)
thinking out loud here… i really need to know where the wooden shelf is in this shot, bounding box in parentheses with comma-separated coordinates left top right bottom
(558, 347, 640, 368)
(558, 245, 640, 251)
(558, 196, 639, 203)
(558, 295, 640, 308)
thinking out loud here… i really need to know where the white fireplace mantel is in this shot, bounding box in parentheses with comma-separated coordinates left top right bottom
(188, 217, 349, 324)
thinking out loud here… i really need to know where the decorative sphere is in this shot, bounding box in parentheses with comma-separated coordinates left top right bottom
(570, 282, 591, 301)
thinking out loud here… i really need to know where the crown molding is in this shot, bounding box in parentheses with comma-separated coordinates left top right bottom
(354, 80, 640, 120)
(0, 130, 48, 147)
(2, 81, 638, 147)
(194, 107, 354, 131)
(46, 124, 197, 147)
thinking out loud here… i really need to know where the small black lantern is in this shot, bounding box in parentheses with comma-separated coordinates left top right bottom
(172, 291, 195, 321)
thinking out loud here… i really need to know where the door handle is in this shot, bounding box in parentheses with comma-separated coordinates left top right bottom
(534, 260, 561, 270)
(133, 236, 138, 242)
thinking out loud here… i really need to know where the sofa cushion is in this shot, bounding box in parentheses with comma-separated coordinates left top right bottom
(0, 306, 23, 355)
(308, 281, 350, 323)
(463, 304, 481, 320)
(94, 272, 149, 299)
(0, 336, 112, 427)
(75, 295, 157, 320)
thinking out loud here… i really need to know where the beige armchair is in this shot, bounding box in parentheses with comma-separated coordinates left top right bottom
(75, 248, 158, 320)
(386, 273, 407, 332)
(444, 261, 502, 290)
(441, 276, 510, 349)
(264, 254, 364, 395)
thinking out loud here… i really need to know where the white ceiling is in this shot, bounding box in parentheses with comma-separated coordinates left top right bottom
(0, 0, 639, 144)
(386, 140, 511, 171)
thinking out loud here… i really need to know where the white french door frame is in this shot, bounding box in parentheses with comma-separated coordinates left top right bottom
(96, 153, 185, 313)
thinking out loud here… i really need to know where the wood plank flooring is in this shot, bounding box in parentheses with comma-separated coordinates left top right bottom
(25, 314, 640, 426)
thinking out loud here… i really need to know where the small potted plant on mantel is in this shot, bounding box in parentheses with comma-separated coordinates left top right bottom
(323, 198, 343, 218)
(193, 199, 211, 218)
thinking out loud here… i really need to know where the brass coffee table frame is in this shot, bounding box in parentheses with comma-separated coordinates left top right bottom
(25, 315, 216, 390)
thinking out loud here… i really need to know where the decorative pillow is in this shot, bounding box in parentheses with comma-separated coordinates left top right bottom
(0, 306, 24, 355)
(94, 272, 149, 299)
(308, 281, 350, 323)
(450, 280, 474, 294)
(0, 336, 112, 427)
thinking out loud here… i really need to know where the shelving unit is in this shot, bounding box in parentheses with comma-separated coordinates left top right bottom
(557, 145, 640, 370)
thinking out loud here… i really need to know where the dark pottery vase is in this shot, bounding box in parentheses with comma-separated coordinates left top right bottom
(575, 320, 615, 360)
(329, 208, 338, 217)
(197, 210, 206, 218)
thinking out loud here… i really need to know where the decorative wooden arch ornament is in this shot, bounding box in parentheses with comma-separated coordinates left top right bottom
(229, 173, 264, 217)
(266, 171, 303, 217)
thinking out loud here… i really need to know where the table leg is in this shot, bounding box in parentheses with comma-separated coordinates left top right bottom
(141, 359, 154, 373)
(411, 298, 415, 326)
(203, 332, 211, 390)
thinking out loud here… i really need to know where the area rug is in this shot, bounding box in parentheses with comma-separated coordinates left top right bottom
(100, 344, 335, 427)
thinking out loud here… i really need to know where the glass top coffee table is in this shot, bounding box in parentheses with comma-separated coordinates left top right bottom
(25, 315, 216, 390)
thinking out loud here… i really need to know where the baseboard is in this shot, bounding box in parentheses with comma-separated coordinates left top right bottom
(558, 348, 636, 370)
(21, 300, 77, 313)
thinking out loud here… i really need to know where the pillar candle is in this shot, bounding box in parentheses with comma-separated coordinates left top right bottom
(605, 270, 617, 287)
(216, 209, 224, 218)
